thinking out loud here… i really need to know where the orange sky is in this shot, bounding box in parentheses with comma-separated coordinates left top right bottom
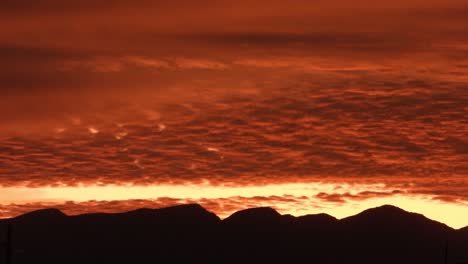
(0, 0, 467, 228)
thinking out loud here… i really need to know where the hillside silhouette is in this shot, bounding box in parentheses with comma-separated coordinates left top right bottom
(0, 204, 467, 264)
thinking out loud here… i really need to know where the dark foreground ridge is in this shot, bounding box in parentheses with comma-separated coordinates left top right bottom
(0, 204, 467, 264)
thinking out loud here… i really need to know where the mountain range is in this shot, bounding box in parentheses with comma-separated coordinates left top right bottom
(0, 204, 467, 264)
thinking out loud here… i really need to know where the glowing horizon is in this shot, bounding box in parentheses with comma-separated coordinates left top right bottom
(1, 182, 467, 228)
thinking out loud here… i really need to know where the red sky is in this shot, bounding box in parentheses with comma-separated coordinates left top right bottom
(0, 0, 467, 227)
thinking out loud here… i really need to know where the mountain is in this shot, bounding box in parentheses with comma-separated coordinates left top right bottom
(223, 207, 284, 226)
(0, 204, 467, 264)
(340, 205, 453, 240)
(459, 226, 468, 234)
(12, 208, 67, 224)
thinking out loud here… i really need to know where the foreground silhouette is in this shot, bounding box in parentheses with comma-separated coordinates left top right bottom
(1, 204, 467, 264)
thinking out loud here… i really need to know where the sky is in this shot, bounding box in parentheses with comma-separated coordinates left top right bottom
(0, 0, 467, 228)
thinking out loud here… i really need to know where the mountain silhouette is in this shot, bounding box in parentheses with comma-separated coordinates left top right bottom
(0, 204, 467, 264)
(12, 209, 67, 224)
(223, 207, 283, 225)
(341, 205, 453, 237)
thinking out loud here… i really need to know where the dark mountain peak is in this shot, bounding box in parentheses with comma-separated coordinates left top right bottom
(341, 204, 453, 234)
(296, 213, 338, 223)
(357, 204, 411, 217)
(13, 208, 67, 222)
(368, 204, 406, 212)
(292, 213, 338, 231)
(152, 204, 220, 223)
(344, 204, 421, 220)
(98, 204, 221, 225)
(157, 203, 215, 215)
(162, 203, 208, 212)
(300, 212, 337, 220)
(223, 207, 282, 225)
(112, 203, 212, 216)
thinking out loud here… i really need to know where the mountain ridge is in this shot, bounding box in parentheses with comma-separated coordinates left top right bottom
(0, 204, 467, 264)
(4, 204, 465, 230)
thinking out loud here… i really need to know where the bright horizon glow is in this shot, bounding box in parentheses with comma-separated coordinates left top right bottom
(1, 182, 467, 229)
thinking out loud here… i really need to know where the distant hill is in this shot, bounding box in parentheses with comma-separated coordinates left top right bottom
(0, 204, 467, 264)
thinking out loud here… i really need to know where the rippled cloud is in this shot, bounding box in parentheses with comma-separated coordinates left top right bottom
(0, 55, 466, 200)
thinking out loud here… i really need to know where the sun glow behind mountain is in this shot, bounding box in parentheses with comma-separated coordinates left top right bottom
(1, 182, 467, 228)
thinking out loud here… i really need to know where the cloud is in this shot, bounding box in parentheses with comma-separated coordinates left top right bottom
(174, 58, 229, 70)
(59, 57, 229, 73)
(0, 59, 466, 193)
(315, 190, 404, 203)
